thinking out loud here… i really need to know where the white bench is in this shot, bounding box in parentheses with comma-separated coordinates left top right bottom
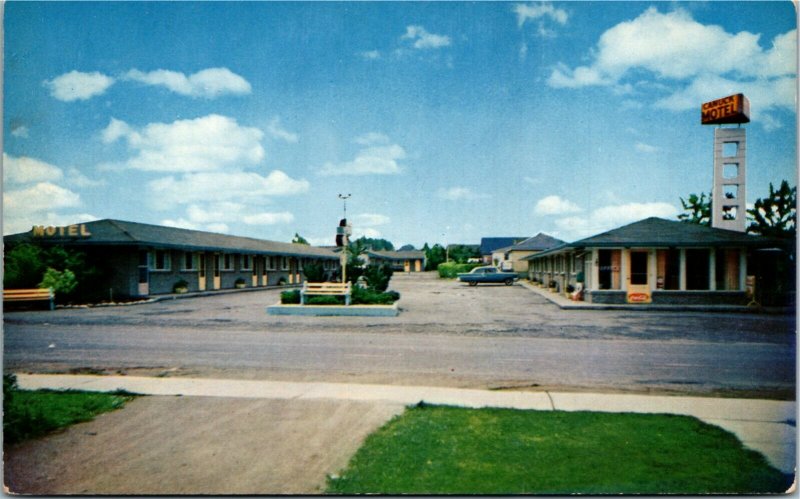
(300, 282, 351, 305)
(4, 288, 55, 310)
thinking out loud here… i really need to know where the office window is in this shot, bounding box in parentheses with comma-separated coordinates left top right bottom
(281, 257, 289, 270)
(715, 249, 740, 290)
(221, 254, 235, 271)
(183, 252, 197, 271)
(150, 250, 171, 271)
(686, 249, 710, 290)
(241, 254, 252, 271)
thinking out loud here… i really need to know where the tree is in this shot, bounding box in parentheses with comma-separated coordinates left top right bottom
(678, 192, 711, 226)
(747, 180, 796, 239)
(447, 244, 481, 264)
(352, 236, 394, 251)
(3, 244, 45, 288)
(425, 243, 446, 271)
(291, 233, 309, 245)
(398, 244, 416, 251)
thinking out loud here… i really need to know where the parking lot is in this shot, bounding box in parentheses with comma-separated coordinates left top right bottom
(4, 272, 796, 398)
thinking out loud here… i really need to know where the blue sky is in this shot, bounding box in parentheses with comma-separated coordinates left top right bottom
(3, 1, 796, 248)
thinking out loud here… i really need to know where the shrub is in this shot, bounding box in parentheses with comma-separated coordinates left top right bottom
(303, 262, 326, 282)
(307, 295, 344, 305)
(281, 289, 301, 304)
(437, 262, 481, 279)
(173, 279, 189, 293)
(363, 263, 394, 292)
(352, 286, 400, 305)
(277, 277, 287, 286)
(39, 268, 78, 297)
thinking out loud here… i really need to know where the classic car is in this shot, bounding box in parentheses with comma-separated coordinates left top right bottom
(457, 266, 519, 286)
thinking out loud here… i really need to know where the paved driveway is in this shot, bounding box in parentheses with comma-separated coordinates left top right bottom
(4, 272, 796, 397)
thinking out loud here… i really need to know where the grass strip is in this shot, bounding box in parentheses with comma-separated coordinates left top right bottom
(327, 404, 792, 495)
(4, 375, 136, 445)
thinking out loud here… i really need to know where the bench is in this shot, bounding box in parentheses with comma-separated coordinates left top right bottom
(300, 282, 351, 305)
(3, 288, 55, 310)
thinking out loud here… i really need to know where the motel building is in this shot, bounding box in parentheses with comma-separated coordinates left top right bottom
(364, 250, 427, 273)
(526, 217, 789, 306)
(4, 219, 341, 298)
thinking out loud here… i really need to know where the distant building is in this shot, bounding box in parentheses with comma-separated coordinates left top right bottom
(4, 219, 340, 298)
(492, 233, 564, 273)
(480, 237, 528, 265)
(365, 250, 426, 272)
(526, 217, 790, 305)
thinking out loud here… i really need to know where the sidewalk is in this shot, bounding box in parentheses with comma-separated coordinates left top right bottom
(519, 280, 790, 313)
(15, 373, 796, 475)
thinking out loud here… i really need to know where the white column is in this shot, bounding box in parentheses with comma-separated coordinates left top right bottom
(739, 249, 748, 291)
(709, 248, 717, 291)
(648, 250, 658, 291)
(591, 249, 600, 291)
(620, 249, 629, 291)
(679, 249, 687, 291)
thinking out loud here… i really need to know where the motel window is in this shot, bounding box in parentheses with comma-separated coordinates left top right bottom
(685, 249, 710, 290)
(183, 252, 198, 271)
(715, 249, 741, 290)
(657, 250, 680, 290)
(598, 250, 621, 290)
(221, 254, 235, 271)
(629, 252, 648, 285)
(281, 257, 289, 271)
(150, 250, 171, 271)
(267, 256, 276, 270)
(241, 254, 252, 271)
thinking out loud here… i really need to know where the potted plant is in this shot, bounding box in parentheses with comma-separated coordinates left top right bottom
(173, 279, 189, 294)
(234, 277, 246, 289)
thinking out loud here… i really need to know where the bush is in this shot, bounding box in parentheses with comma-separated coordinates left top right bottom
(352, 286, 400, 305)
(306, 295, 344, 305)
(363, 263, 394, 292)
(39, 267, 78, 296)
(281, 289, 301, 304)
(303, 262, 326, 282)
(438, 262, 481, 279)
(173, 279, 189, 293)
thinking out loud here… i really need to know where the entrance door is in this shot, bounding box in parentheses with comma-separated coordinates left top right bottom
(404, 260, 410, 272)
(213, 254, 221, 290)
(627, 251, 651, 303)
(137, 250, 149, 296)
(198, 253, 207, 291)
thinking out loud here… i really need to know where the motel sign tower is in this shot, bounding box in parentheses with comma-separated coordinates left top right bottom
(701, 93, 750, 232)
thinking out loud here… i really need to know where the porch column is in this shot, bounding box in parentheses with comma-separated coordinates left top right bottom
(739, 249, 748, 291)
(708, 248, 717, 291)
(679, 249, 687, 290)
(648, 249, 658, 291)
(591, 249, 600, 291)
(620, 249, 629, 291)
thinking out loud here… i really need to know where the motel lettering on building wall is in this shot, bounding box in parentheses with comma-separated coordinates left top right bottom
(32, 224, 92, 238)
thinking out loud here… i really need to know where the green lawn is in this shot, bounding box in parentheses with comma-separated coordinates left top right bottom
(3, 375, 136, 445)
(326, 404, 792, 495)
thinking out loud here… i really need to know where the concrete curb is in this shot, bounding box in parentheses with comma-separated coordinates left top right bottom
(14, 374, 796, 474)
(519, 280, 792, 313)
(266, 302, 399, 317)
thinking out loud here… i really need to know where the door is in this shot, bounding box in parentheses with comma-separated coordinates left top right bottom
(198, 253, 206, 291)
(213, 254, 221, 290)
(415, 260, 421, 272)
(252, 256, 259, 287)
(137, 250, 149, 296)
(404, 260, 410, 272)
(627, 251, 651, 303)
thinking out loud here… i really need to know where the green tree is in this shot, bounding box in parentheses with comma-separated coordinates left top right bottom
(747, 180, 796, 239)
(352, 236, 394, 251)
(363, 263, 394, 292)
(302, 261, 326, 282)
(678, 192, 712, 226)
(448, 244, 481, 264)
(39, 268, 78, 295)
(425, 244, 447, 271)
(398, 244, 416, 251)
(291, 233, 310, 245)
(3, 244, 45, 288)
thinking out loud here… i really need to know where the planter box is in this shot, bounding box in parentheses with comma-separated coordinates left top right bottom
(267, 303, 398, 317)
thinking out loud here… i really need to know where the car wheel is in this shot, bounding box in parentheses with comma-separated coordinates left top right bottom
(468, 281, 478, 287)
(504, 278, 513, 286)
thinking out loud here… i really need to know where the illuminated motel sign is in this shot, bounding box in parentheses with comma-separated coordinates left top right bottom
(32, 224, 92, 238)
(701, 93, 750, 125)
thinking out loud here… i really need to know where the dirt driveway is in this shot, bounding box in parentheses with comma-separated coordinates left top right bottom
(5, 396, 404, 494)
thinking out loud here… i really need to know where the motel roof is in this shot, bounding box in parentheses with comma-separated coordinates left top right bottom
(494, 233, 564, 253)
(479, 237, 528, 256)
(4, 219, 339, 259)
(524, 217, 784, 259)
(367, 250, 426, 260)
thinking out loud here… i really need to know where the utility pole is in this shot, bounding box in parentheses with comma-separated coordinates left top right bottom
(338, 194, 351, 283)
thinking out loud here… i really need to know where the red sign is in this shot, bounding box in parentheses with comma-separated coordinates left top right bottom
(701, 94, 750, 125)
(627, 292, 650, 303)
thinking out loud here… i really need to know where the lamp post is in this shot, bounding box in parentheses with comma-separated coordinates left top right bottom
(338, 194, 351, 283)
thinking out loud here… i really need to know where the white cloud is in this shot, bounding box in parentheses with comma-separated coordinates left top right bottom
(267, 117, 299, 143)
(554, 202, 679, 240)
(437, 187, 490, 201)
(534, 195, 582, 215)
(66, 168, 106, 188)
(402, 25, 451, 49)
(101, 114, 265, 172)
(124, 67, 251, 98)
(514, 3, 568, 28)
(242, 212, 295, 225)
(360, 50, 381, 60)
(148, 170, 309, 209)
(320, 137, 406, 176)
(185, 203, 247, 224)
(4, 182, 80, 212)
(353, 227, 383, 239)
(353, 213, 391, 227)
(11, 125, 29, 138)
(3, 153, 63, 184)
(635, 142, 659, 153)
(546, 7, 796, 125)
(44, 71, 115, 101)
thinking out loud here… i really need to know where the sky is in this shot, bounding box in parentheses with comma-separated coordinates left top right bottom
(3, 1, 797, 248)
